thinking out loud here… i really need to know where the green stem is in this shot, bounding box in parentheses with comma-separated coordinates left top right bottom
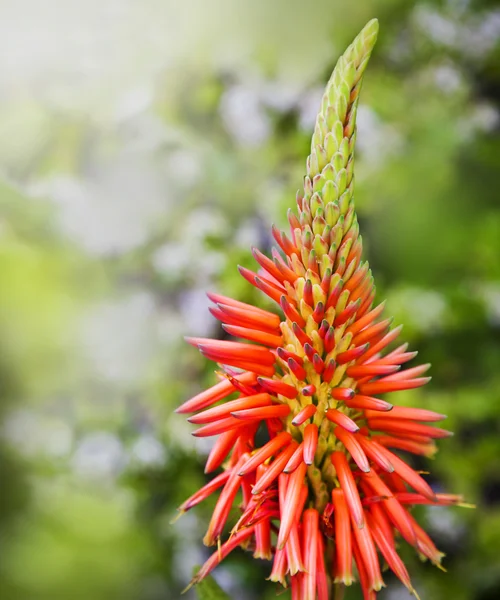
(333, 583, 346, 600)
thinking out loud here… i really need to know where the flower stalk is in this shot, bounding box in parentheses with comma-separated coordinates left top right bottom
(177, 18, 466, 600)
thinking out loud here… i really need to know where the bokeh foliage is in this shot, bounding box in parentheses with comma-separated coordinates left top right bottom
(1, 1, 499, 599)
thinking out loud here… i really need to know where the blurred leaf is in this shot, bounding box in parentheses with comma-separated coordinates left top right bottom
(193, 567, 231, 600)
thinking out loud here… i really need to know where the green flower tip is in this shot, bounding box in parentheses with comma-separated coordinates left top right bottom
(307, 18, 379, 220)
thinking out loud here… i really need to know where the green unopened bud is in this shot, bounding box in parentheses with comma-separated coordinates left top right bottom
(310, 329, 324, 355)
(336, 237, 353, 266)
(338, 137, 349, 164)
(334, 94, 348, 123)
(301, 246, 310, 269)
(330, 218, 344, 252)
(295, 277, 306, 300)
(300, 211, 310, 227)
(280, 321, 294, 346)
(304, 175, 313, 199)
(312, 215, 326, 236)
(336, 289, 350, 313)
(320, 255, 334, 279)
(322, 223, 332, 241)
(325, 106, 337, 131)
(345, 108, 357, 138)
(310, 192, 323, 217)
(300, 298, 314, 321)
(346, 157, 355, 186)
(292, 227, 303, 252)
(339, 190, 351, 215)
(313, 283, 326, 306)
(343, 206, 356, 235)
(316, 434, 329, 464)
(305, 268, 321, 286)
(333, 120, 344, 147)
(330, 363, 347, 387)
(291, 253, 306, 276)
(312, 115, 328, 149)
(332, 152, 344, 174)
(321, 163, 335, 182)
(338, 81, 350, 107)
(325, 201, 340, 227)
(324, 132, 338, 161)
(308, 151, 320, 178)
(313, 174, 326, 193)
(317, 146, 328, 172)
(335, 168, 348, 196)
(322, 181, 338, 206)
(314, 234, 329, 257)
(329, 273, 342, 296)
(343, 257, 358, 282)
(342, 61, 357, 90)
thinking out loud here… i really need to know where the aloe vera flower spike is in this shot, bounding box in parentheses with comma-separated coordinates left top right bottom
(178, 19, 465, 600)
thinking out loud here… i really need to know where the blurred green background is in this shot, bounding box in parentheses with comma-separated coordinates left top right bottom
(1, 1, 499, 599)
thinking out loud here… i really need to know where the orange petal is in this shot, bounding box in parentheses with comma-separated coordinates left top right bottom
(332, 488, 353, 586)
(367, 417, 452, 439)
(375, 435, 437, 458)
(231, 403, 291, 421)
(334, 299, 361, 326)
(366, 511, 414, 592)
(335, 427, 370, 473)
(215, 302, 281, 333)
(288, 357, 308, 380)
(346, 364, 400, 378)
(284, 442, 305, 474)
(345, 301, 386, 337)
(357, 435, 394, 473)
(345, 395, 393, 412)
(222, 324, 283, 347)
(352, 534, 377, 600)
(277, 461, 308, 549)
(352, 318, 392, 347)
(351, 513, 384, 592)
(302, 508, 319, 599)
(268, 547, 288, 585)
(178, 471, 230, 512)
(205, 429, 241, 473)
(368, 405, 446, 422)
(376, 447, 437, 501)
(192, 416, 250, 437)
(360, 377, 431, 395)
(331, 387, 355, 401)
(381, 363, 431, 382)
(281, 295, 306, 328)
(189, 392, 272, 424)
(316, 533, 328, 600)
(326, 408, 359, 432)
(207, 292, 279, 319)
(176, 371, 257, 413)
(192, 525, 255, 587)
(360, 470, 417, 547)
(336, 344, 369, 365)
(204, 453, 250, 545)
(278, 474, 304, 575)
(331, 451, 365, 529)
(272, 224, 299, 256)
(257, 377, 298, 399)
(251, 442, 298, 495)
(292, 404, 317, 426)
(359, 325, 403, 363)
(238, 432, 292, 476)
(194, 339, 275, 364)
(303, 423, 319, 465)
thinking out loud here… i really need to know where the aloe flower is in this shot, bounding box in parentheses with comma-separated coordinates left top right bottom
(178, 19, 464, 599)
